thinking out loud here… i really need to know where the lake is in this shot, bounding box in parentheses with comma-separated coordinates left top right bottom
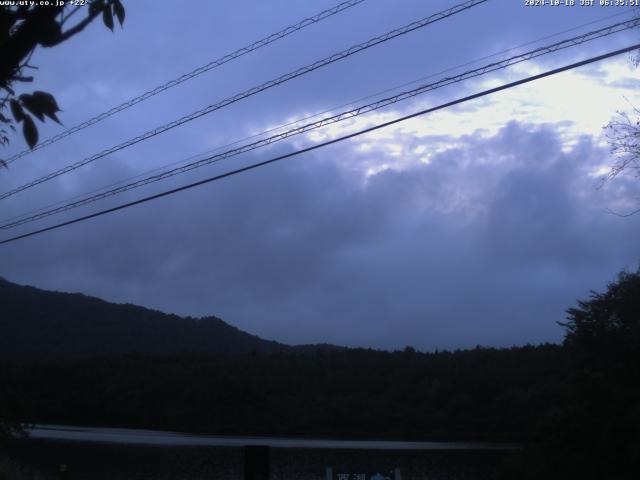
(4, 425, 518, 479)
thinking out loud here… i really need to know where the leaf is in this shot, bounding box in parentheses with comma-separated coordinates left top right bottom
(20, 94, 45, 122)
(10, 99, 24, 122)
(113, 0, 125, 26)
(33, 91, 61, 111)
(22, 115, 38, 149)
(32, 91, 63, 125)
(43, 110, 62, 125)
(103, 6, 114, 31)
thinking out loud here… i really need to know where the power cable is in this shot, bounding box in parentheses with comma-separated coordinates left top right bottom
(2, 17, 637, 230)
(1, 42, 637, 246)
(2, 0, 367, 165)
(0, 0, 488, 201)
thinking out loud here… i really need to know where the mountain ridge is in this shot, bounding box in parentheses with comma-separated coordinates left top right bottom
(0, 277, 336, 361)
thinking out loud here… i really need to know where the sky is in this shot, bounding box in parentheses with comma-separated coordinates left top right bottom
(1, 0, 640, 351)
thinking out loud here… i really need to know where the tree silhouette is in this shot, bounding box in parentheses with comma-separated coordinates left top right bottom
(0, 0, 125, 164)
(562, 268, 640, 365)
(500, 268, 640, 480)
(0, 0, 125, 442)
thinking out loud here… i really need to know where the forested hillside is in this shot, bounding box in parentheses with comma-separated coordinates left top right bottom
(0, 277, 291, 360)
(1, 345, 564, 441)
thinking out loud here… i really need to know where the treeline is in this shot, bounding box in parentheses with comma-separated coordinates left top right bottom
(1, 344, 565, 441)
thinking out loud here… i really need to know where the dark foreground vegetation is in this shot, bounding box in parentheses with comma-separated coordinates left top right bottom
(0, 268, 639, 479)
(0, 344, 563, 441)
(499, 268, 640, 480)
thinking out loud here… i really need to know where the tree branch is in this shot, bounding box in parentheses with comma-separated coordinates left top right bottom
(52, 3, 106, 46)
(54, 15, 98, 45)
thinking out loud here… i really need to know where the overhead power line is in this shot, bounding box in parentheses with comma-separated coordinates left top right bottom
(1, 42, 638, 246)
(3, 0, 367, 165)
(5, 8, 628, 227)
(0, 0, 489, 201)
(4, 9, 624, 231)
(2, 17, 637, 231)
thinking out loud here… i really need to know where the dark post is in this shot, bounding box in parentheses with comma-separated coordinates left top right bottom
(244, 445, 270, 480)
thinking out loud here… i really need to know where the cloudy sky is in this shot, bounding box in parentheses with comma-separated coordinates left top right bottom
(1, 0, 639, 351)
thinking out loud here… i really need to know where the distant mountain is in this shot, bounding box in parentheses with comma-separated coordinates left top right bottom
(0, 277, 302, 361)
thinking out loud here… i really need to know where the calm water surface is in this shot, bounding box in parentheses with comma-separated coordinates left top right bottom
(6, 425, 518, 480)
(28, 424, 518, 450)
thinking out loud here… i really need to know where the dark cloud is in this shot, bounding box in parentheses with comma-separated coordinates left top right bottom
(2, 120, 639, 350)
